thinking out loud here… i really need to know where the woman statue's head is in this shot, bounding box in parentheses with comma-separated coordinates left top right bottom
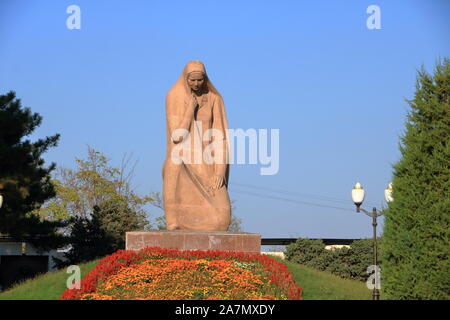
(187, 71, 205, 93)
(170, 60, 221, 98)
(185, 61, 206, 93)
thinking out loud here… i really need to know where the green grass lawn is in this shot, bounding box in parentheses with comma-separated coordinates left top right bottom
(0, 259, 99, 300)
(0, 257, 372, 300)
(284, 260, 372, 300)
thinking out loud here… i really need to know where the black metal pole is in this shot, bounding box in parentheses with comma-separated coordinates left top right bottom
(372, 207, 380, 300)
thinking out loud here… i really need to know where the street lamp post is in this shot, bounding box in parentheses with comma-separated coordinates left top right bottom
(351, 182, 393, 301)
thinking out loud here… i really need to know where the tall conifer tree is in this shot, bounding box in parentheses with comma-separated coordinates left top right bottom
(382, 59, 450, 299)
(0, 91, 65, 250)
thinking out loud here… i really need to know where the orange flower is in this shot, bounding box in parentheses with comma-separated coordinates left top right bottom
(61, 247, 302, 300)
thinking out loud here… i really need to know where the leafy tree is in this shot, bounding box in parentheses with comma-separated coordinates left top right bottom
(381, 59, 450, 300)
(34, 147, 152, 263)
(0, 91, 66, 250)
(35, 147, 152, 226)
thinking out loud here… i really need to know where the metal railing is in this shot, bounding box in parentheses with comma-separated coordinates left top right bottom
(261, 238, 359, 246)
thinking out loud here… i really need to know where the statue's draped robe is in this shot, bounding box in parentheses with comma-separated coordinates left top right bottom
(162, 61, 231, 231)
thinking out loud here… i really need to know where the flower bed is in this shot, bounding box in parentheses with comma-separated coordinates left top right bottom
(61, 247, 302, 300)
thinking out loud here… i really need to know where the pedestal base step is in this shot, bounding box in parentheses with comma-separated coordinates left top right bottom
(126, 230, 261, 253)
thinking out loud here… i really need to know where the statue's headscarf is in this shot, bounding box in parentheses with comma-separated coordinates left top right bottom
(165, 60, 230, 186)
(169, 60, 222, 100)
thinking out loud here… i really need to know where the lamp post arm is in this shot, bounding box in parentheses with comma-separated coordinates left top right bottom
(358, 207, 374, 217)
(358, 207, 383, 217)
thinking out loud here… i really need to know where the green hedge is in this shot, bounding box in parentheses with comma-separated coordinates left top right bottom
(285, 238, 380, 282)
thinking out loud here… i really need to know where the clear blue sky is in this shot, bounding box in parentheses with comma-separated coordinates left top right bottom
(1, 0, 449, 238)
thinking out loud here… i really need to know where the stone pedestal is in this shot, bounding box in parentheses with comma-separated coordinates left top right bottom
(126, 230, 261, 253)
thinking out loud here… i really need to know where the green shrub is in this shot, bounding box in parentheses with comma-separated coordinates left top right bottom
(285, 239, 326, 266)
(326, 247, 354, 279)
(348, 238, 378, 281)
(285, 238, 380, 282)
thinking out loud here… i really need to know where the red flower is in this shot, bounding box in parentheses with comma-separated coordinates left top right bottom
(60, 247, 302, 300)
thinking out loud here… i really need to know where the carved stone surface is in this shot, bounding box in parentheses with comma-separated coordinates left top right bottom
(163, 61, 231, 231)
(126, 231, 261, 253)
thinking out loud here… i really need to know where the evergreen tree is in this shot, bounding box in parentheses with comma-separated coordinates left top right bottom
(60, 199, 149, 266)
(381, 59, 450, 299)
(0, 91, 66, 250)
(92, 199, 149, 252)
(58, 205, 116, 266)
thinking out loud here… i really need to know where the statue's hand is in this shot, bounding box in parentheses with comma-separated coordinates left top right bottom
(210, 174, 225, 190)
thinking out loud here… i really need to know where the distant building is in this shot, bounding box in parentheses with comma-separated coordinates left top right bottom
(324, 244, 351, 251)
(260, 238, 358, 259)
(0, 237, 63, 291)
